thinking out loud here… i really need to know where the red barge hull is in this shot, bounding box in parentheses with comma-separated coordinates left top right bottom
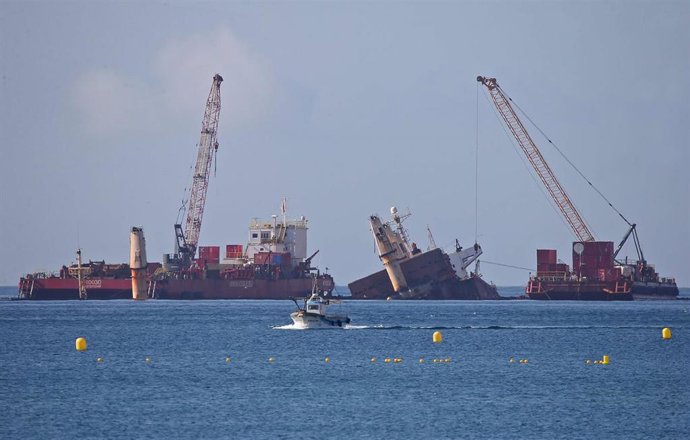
(19, 277, 132, 300)
(19, 275, 334, 300)
(154, 277, 333, 300)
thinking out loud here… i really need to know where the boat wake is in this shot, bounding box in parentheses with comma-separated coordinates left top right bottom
(312, 324, 670, 331)
(272, 323, 354, 330)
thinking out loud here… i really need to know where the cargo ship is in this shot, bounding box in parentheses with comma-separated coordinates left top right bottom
(17, 212, 333, 300)
(153, 214, 334, 299)
(348, 207, 501, 300)
(17, 74, 333, 300)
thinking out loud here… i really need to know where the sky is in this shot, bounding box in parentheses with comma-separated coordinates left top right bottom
(1, 0, 688, 287)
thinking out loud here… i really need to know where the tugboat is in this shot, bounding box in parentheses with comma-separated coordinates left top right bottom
(290, 292, 351, 329)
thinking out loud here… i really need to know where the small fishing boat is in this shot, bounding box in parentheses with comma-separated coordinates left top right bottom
(290, 293, 351, 329)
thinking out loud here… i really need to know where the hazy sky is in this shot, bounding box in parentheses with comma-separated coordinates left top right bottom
(1, 0, 688, 287)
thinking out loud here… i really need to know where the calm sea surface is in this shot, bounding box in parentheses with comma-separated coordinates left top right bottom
(1, 287, 688, 439)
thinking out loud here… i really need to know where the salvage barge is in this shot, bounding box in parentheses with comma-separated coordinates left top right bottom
(349, 207, 500, 300)
(17, 214, 333, 300)
(477, 75, 678, 301)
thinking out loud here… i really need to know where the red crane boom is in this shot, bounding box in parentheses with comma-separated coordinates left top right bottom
(477, 76, 595, 242)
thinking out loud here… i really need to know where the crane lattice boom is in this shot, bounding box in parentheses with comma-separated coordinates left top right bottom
(184, 73, 223, 256)
(477, 76, 595, 242)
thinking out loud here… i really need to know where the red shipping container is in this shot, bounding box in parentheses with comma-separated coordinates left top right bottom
(198, 246, 220, 263)
(254, 252, 271, 265)
(537, 249, 557, 265)
(226, 244, 243, 259)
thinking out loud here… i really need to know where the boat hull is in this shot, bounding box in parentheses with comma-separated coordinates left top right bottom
(630, 281, 679, 300)
(526, 279, 678, 301)
(154, 276, 334, 300)
(290, 311, 350, 329)
(18, 275, 334, 300)
(18, 278, 132, 300)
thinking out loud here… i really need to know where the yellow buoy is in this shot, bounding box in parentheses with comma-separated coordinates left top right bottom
(75, 337, 87, 352)
(268, 357, 275, 363)
(662, 327, 672, 340)
(384, 358, 392, 363)
(419, 358, 425, 363)
(602, 355, 610, 365)
(394, 358, 402, 363)
(432, 331, 442, 343)
(325, 357, 331, 363)
(586, 360, 591, 364)
(145, 357, 151, 364)
(509, 357, 515, 363)
(226, 357, 231, 363)
(97, 357, 103, 363)
(371, 357, 377, 363)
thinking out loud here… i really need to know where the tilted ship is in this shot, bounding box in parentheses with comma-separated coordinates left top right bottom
(477, 75, 678, 300)
(17, 74, 333, 300)
(348, 207, 501, 300)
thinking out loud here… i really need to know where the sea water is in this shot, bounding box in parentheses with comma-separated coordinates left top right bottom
(1, 287, 689, 439)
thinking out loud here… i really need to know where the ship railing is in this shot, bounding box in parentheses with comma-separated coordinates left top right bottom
(535, 271, 569, 281)
(249, 219, 308, 229)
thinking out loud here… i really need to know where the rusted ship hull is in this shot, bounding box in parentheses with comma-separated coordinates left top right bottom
(348, 248, 500, 300)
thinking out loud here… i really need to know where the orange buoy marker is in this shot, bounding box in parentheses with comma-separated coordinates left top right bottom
(662, 327, 672, 340)
(432, 331, 442, 343)
(75, 337, 87, 352)
(602, 355, 610, 365)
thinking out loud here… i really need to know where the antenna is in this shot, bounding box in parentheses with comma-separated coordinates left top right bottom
(426, 225, 437, 250)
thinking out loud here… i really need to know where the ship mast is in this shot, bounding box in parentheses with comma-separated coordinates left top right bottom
(76, 248, 87, 300)
(174, 74, 223, 266)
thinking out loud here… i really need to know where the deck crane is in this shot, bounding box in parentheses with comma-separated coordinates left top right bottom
(171, 73, 223, 268)
(476, 76, 595, 243)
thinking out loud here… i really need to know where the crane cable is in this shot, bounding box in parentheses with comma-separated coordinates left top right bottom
(482, 260, 536, 272)
(474, 81, 479, 243)
(498, 85, 633, 228)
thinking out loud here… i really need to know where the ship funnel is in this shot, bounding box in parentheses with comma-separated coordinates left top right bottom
(130, 227, 148, 300)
